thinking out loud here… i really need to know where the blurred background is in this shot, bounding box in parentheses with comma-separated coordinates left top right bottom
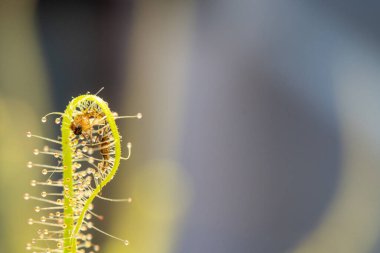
(1, 1, 380, 253)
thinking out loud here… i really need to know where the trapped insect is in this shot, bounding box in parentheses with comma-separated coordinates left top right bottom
(24, 88, 142, 253)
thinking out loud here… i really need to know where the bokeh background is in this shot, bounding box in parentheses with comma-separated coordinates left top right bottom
(1, 1, 380, 253)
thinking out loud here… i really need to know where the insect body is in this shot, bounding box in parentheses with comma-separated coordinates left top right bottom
(70, 110, 105, 138)
(99, 135, 110, 171)
(70, 107, 113, 177)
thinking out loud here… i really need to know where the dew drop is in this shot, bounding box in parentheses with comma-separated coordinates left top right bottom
(27, 161, 33, 168)
(35, 206, 40, 213)
(30, 180, 37, 187)
(124, 240, 129, 246)
(26, 243, 32, 250)
(41, 191, 47, 197)
(55, 117, 61, 124)
(76, 151, 83, 159)
(137, 113, 142, 119)
(42, 169, 48, 175)
(26, 131, 32, 138)
(41, 117, 47, 123)
(82, 242, 90, 249)
(24, 193, 30, 200)
(27, 218, 33, 225)
(33, 149, 39, 155)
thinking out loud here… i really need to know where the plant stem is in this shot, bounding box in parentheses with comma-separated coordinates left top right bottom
(61, 95, 121, 253)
